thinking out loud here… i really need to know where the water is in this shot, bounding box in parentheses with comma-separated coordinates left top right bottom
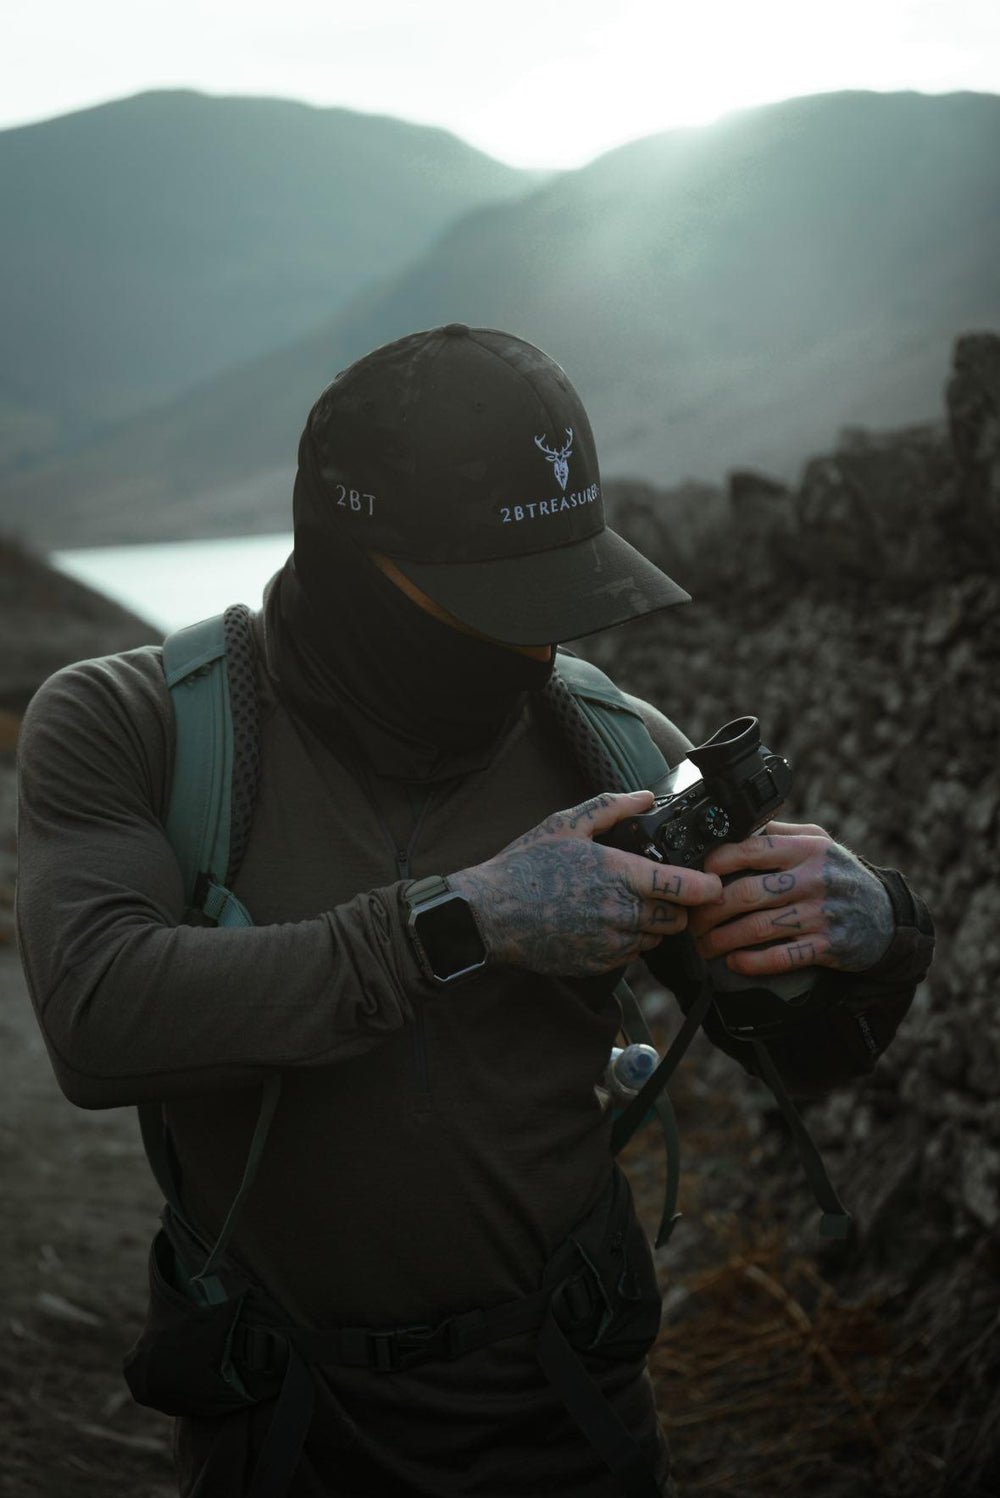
(52, 534, 293, 633)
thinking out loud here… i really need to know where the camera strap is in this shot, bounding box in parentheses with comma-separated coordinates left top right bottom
(749, 1042, 853, 1239)
(611, 974, 852, 1241)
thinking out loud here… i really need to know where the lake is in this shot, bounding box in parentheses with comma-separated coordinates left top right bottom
(52, 534, 294, 633)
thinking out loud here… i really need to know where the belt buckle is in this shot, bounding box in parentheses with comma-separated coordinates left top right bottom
(369, 1320, 454, 1373)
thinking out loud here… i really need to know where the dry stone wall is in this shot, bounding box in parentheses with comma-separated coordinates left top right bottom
(591, 332, 1000, 1492)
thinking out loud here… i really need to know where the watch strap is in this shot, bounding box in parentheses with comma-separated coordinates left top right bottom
(405, 874, 452, 907)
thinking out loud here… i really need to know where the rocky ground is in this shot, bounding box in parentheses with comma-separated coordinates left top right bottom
(1, 333, 997, 1496)
(0, 546, 172, 1494)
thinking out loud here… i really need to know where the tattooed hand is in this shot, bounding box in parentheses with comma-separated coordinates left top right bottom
(688, 820, 895, 977)
(449, 791, 724, 977)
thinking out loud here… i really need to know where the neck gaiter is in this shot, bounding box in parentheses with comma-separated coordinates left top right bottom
(264, 433, 555, 784)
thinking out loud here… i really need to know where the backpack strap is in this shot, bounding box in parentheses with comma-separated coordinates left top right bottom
(553, 650, 670, 792)
(140, 606, 280, 1304)
(162, 608, 255, 928)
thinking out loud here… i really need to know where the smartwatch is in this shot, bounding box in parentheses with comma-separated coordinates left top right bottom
(404, 875, 488, 986)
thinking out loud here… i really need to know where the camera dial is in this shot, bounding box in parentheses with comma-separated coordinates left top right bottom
(699, 805, 731, 840)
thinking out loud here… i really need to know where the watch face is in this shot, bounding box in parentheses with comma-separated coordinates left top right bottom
(415, 895, 486, 981)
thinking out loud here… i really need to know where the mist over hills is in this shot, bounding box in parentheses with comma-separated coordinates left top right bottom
(0, 90, 542, 470)
(2, 88, 998, 550)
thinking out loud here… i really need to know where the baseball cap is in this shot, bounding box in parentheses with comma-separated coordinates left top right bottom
(300, 323, 691, 644)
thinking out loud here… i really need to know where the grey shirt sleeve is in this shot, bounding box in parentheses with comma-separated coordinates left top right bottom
(15, 650, 425, 1110)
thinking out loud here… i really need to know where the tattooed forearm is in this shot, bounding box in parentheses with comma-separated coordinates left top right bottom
(820, 844, 894, 970)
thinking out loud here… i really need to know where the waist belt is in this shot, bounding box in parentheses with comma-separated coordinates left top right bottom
(126, 1167, 664, 1498)
(234, 1285, 552, 1377)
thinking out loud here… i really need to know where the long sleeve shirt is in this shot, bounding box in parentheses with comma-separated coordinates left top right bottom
(15, 613, 933, 1494)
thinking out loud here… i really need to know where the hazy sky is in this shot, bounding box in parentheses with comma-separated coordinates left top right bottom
(4, 0, 998, 166)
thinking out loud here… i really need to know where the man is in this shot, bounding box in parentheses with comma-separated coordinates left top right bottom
(16, 324, 933, 1497)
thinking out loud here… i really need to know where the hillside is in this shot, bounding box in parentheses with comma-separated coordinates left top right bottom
(4, 88, 996, 551)
(0, 536, 161, 714)
(0, 90, 543, 473)
(342, 89, 1000, 480)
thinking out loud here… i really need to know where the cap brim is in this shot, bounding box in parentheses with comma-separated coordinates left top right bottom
(389, 527, 691, 645)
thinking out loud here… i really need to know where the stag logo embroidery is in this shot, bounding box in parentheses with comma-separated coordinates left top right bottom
(534, 428, 573, 491)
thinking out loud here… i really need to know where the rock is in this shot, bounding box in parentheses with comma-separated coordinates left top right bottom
(36, 1291, 103, 1327)
(959, 1140, 1000, 1228)
(947, 332, 1000, 521)
(726, 469, 792, 526)
(953, 884, 1000, 984)
(922, 583, 964, 647)
(964, 773, 1000, 838)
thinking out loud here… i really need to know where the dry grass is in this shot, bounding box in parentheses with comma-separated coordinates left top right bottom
(634, 1185, 998, 1498)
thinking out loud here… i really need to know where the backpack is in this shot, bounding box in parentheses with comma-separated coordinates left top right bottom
(130, 604, 848, 1498)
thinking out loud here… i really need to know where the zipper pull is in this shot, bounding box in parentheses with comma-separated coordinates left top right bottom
(396, 850, 411, 880)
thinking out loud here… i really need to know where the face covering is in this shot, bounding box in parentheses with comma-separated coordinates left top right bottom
(264, 431, 555, 784)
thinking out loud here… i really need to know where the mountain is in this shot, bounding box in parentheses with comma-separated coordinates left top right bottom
(0, 90, 544, 471)
(4, 89, 998, 550)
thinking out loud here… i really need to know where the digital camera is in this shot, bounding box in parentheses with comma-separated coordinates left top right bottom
(597, 716, 792, 867)
(599, 718, 834, 1041)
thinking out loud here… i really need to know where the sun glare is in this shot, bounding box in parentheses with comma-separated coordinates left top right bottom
(1, 0, 997, 166)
